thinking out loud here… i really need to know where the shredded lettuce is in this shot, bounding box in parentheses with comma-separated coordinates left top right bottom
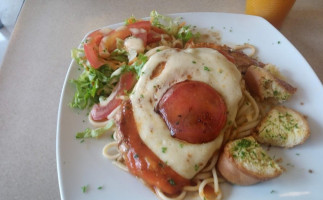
(150, 10, 199, 43)
(76, 120, 114, 139)
(177, 25, 200, 43)
(70, 46, 125, 109)
(71, 47, 90, 68)
(109, 49, 128, 63)
(150, 10, 181, 35)
(69, 66, 114, 109)
(69, 48, 121, 109)
(129, 53, 148, 78)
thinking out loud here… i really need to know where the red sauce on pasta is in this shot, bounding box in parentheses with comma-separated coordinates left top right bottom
(117, 101, 191, 195)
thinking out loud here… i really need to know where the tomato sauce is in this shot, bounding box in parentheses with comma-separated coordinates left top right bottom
(117, 101, 191, 195)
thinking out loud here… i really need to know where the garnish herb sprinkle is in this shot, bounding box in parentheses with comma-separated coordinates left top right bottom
(140, 94, 144, 98)
(156, 49, 161, 52)
(194, 164, 199, 171)
(296, 153, 300, 156)
(270, 190, 276, 194)
(97, 186, 103, 190)
(192, 60, 196, 64)
(162, 147, 167, 153)
(204, 66, 210, 71)
(80, 139, 85, 143)
(179, 143, 184, 148)
(168, 179, 176, 185)
(278, 41, 281, 44)
(134, 154, 139, 159)
(81, 185, 88, 193)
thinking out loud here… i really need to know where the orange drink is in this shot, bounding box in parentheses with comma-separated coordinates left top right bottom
(245, 0, 296, 28)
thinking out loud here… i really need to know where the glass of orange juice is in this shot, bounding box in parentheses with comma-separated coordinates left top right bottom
(245, 0, 296, 28)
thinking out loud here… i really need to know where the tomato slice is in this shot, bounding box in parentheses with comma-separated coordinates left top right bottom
(147, 26, 168, 44)
(90, 71, 137, 121)
(147, 30, 162, 44)
(127, 20, 151, 32)
(127, 21, 153, 46)
(99, 27, 132, 53)
(151, 26, 166, 34)
(157, 80, 227, 144)
(98, 21, 152, 57)
(83, 30, 110, 69)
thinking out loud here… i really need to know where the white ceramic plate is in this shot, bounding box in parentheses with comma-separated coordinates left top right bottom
(57, 12, 323, 200)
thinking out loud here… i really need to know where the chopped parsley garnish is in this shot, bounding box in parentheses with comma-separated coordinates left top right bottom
(296, 153, 300, 156)
(81, 185, 88, 193)
(204, 66, 210, 71)
(270, 190, 276, 194)
(277, 41, 281, 44)
(194, 164, 199, 171)
(162, 147, 167, 153)
(97, 186, 103, 190)
(80, 139, 85, 143)
(192, 60, 196, 64)
(140, 94, 144, 98)
(168, 179, 176, 185)
(134, 154, 139, 159)
(236, 138, 252, 148)
(179, 143, 184, 148)
(156, 49, 161, 52)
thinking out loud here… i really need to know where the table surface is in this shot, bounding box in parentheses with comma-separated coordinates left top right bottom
(0, 0, 322, 199)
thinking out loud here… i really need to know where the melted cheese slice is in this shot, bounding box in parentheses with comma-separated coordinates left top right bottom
(130, 48, 242, 179)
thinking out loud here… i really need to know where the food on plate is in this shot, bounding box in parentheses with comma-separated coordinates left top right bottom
(217, 136, 282, 185)
(253, 106, 310, 148)
(69, 11, 310, 200)
(185, 42, 265, 74)
(244, 65, 297, 102)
